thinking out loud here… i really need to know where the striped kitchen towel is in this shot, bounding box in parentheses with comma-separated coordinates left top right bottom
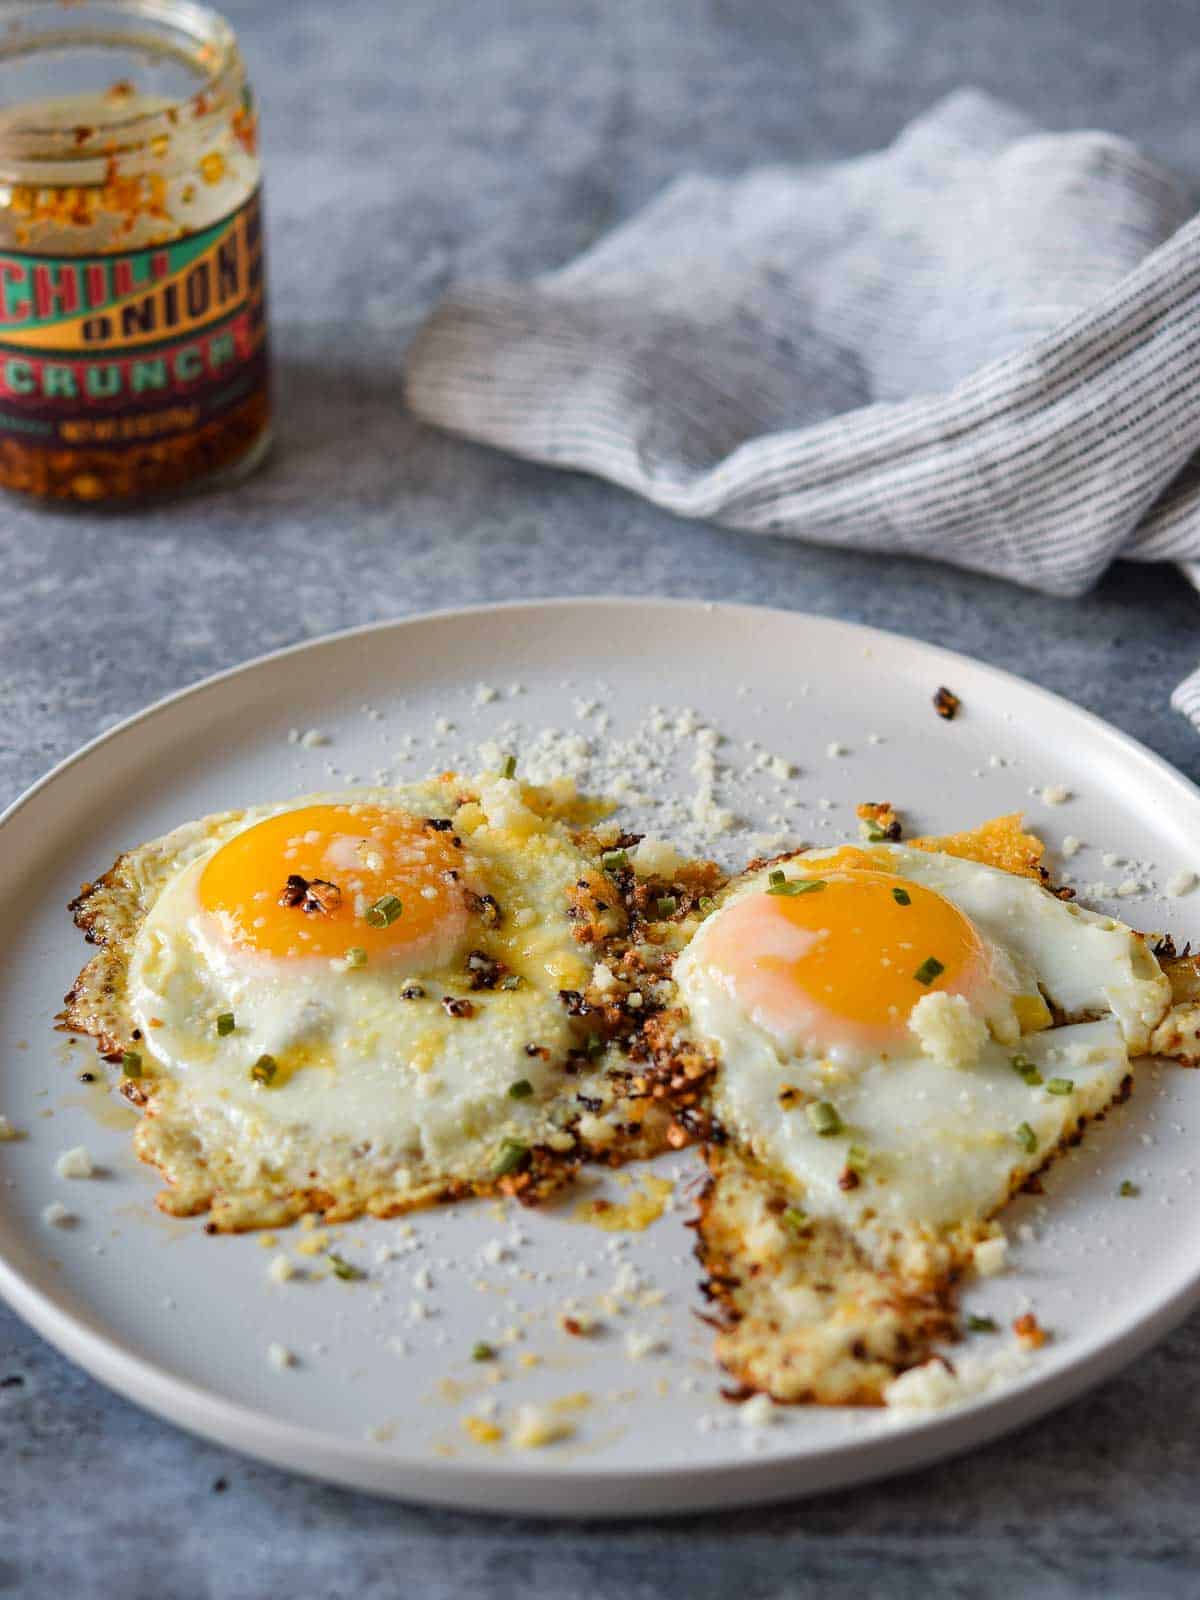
(405, 90, 1200, 722)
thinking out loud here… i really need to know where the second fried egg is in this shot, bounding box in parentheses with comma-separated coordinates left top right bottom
(674, 841, 1171, 1236)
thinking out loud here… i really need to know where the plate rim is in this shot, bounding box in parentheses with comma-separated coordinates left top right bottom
(3, 594, 1200, 1516)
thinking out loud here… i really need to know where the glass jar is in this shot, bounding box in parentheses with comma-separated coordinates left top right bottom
(0, 0, 270, 503)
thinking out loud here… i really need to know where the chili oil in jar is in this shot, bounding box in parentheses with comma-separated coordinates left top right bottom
(0, 0, 270, 503)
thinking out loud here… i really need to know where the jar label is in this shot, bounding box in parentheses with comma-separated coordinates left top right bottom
(0, 188, 268, 451)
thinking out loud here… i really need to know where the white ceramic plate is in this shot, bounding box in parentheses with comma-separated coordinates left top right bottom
(2, 598, 1200, 1518)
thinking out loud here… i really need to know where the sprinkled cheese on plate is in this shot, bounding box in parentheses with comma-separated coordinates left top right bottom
(884, 1344, 1033, 1414)
(739, 1393, 777, 1428)
(624, 1328, 668, 1361)
(42, 1201, 74, 1228)
(1040, 785, 1071, 806)
(511, 1404, 574, 1449)
(972, 1234, 1009, 1277)
(0, 1115, 21, 1141)
(1166, 871, 1197, 898)
(267, 1341, 296, 1370)
(1061, 835, 1082, 858)
(54, 1145, 95, 1180)
(268, 1254, 296, 1284)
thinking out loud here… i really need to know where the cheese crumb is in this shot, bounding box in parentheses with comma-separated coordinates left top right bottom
(1061, 836, 1082, 859)
(42, 1201, 74, 1228)
(299, 729, 329, 749)
(1115, 879, 1142, 898)
(908, 992, 988, 1069)
(1166, 871, 1197, 898)
(884, 1345, 1033, 1414)
(473, 683, 499, 706)
(826, 741, 848, 758)
(511, 1404, 574, 1449)
(632, 836, 687, 878)
(591, 962, 616, 993)
(624, 1328, 667, 1361)
(739, 1393, 777, 1429)
(267, 1342, 296, 1370)
(0, 1116, 21, 1142)
(1041, 785, 1071, 806)
(54, 1145, 94, 1180)
(268, 1254, 295, 1284)
(972, 1234, 1008, 1277)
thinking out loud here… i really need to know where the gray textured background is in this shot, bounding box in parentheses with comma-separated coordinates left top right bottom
(3, 1, 1200, 1595)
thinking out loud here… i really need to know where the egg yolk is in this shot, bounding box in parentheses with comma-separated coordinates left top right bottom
(198, 804, 470, 965)
(704, 867, 989, 1053)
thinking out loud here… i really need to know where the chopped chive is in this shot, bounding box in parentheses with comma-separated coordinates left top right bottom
(472, 1341, 496, 1362)
(120, 1048, 142, 1077)
(343, 947, 368, 969)
(251, 1055, 277, 1086)
(892, 887, 911, 906)
(697, 895, 716, 916)
(656, 895, 678, 918)
(846, 1144, 869, 1174)
(584, 1032, 604, 1059)
(767, 877, 826, 898)
(365, 892, 403, 928)
(967, 1314, 998, 1333)
(216, 1012, 236, 1037)
(500, 974, 524, 991)
(501, 754, 517, 779)
(1046, 1078, 1074, 1096)
(1015, 1121, 1037, 1154)
(494, 1139, 529, 1177)
(768, 869, 786, 887)
(1010, 1053, 1043, 1087)
(806, 1100, 843, 1137)
(508, 1078, 534, 1100)
(781, 1206, 810, 1236)
(1119, 1180, 1140, 1198)
(864, 823, 888, 842)
(327, 1252, 363, 1281)
(601, 848, 629, 872)
(913, 956, 945, 986)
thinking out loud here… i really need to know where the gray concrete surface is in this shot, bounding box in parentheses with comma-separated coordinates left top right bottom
(2, 1, 1199, 1594)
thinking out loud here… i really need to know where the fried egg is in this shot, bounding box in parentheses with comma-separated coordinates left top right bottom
(677, 825, 1175, 1401)
(64, 774, 685, 1229)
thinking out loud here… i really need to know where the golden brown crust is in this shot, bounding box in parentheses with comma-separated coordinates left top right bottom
(910, 812, 1048, 884)
(694, 1148, 960, 1404)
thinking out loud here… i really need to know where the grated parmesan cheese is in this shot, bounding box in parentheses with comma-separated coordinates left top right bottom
(54, 1146, 94, 1180)
(884, 1344, 1033, 1414)
(511, 1404, 574, 1449)
(972, 1234, 1008, 1277)
(908, 992, 988, 1069)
